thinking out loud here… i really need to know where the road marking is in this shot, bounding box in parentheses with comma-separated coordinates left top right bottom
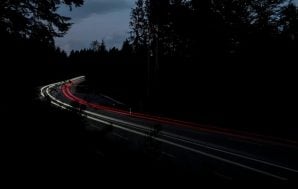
(87, 113, 288, 180)
(101, 94, 125, 106)
(46, 92, 287, 180)
(59, 81, 298, 174)
(160, 132, 298, 173)
(51, 101, 67, 110)
(40, 86, 47, 97)
(41, 77, 292, 181)
(42, 84, 298, 174)
(85, 110, 151, 132)
(152, 136, 287, 180)
(63, 80, 298, 149)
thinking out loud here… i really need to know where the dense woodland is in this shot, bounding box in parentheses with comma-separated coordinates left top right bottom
(1, 0, 298, 134)
(70, 0, 298, 133)
(1, 0, 298, 183)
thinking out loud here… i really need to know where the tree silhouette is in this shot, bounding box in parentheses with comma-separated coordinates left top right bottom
(130, 0, 150, 54)
(280, 2, 298, 50)
(130, 0, 298, 60)
(90, 40, 101, 51)
(99, 40, 107, 54)
(125, 0, 298, 127)
(0, 0, 84, 45)
(121, 39, 133, 56)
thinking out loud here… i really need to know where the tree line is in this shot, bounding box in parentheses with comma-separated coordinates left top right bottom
(0, 0, 84, 85)
(130, 0, 298, 60)
(1, 0, 297, 132)
(76, 0, 298, 130)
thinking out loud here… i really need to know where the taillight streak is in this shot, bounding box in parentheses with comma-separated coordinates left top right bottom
(60, 82, 298, 148)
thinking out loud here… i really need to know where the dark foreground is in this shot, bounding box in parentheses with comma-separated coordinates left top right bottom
(1, 73, 297, 184)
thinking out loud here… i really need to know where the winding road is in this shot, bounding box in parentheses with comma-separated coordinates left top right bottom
(40, 76, 298, 181)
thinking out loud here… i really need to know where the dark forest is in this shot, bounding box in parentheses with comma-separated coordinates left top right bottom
(1, 0, 298, 183)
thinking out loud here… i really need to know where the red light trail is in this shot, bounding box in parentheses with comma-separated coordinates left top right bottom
(61, 82, 298, 148)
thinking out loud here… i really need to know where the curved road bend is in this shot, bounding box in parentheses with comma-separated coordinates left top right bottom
(40, 76, 298, 181)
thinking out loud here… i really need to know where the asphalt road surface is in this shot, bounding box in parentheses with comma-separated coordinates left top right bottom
(40, 76, 298, 181)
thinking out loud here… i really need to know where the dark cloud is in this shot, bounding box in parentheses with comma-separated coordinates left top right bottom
(56, 0, 134, 52)
(60, 0, 134, 20)
(55, 9, 131, 53)
(57, 0, 298, 53)
(105, 32, 129, 48)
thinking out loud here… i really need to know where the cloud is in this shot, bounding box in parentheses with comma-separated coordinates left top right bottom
(55, 9, 131, 53)
(55, 38, 86, 53)
(59, 0, 134, 21)
(104, 32, 128, 49)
